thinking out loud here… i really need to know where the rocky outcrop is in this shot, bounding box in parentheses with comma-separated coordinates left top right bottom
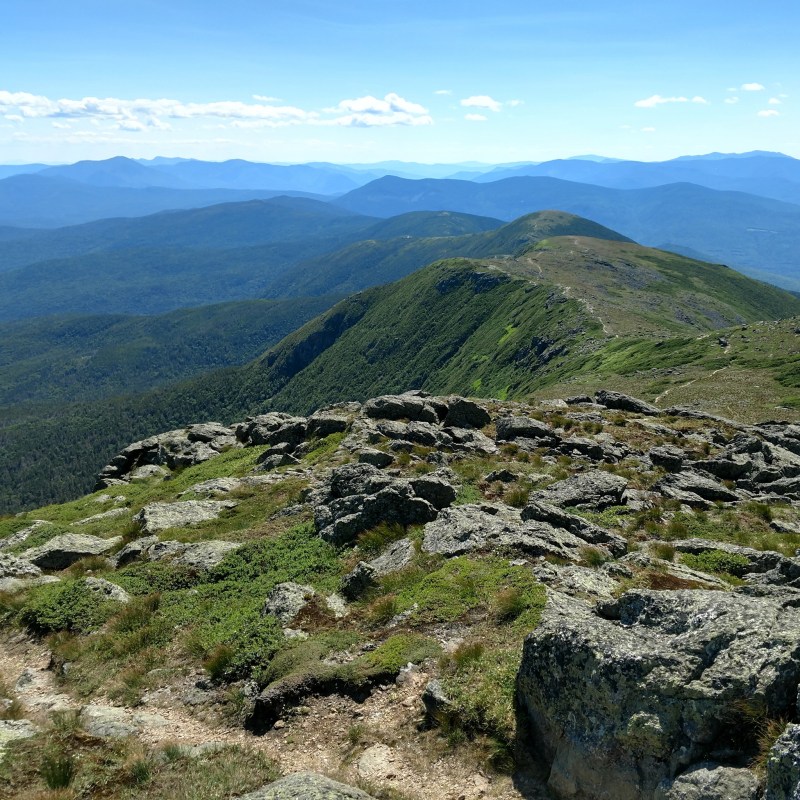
(235, 772, 377, 800)
(22, 533, 121, 570)
(595, 389, 661, 416)
(517, 587, 800, 800)
(96, 423, 238, 487)
(134, 500, 238, 534)
(311, 463, 450, 545)
(529, 469, 628, 510)
(341, 538, 415, 599)
(422, 504, 611, 562)
(766, 723, 800, 800)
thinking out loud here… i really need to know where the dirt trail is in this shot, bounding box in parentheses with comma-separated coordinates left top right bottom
(0, 632, 543, 799)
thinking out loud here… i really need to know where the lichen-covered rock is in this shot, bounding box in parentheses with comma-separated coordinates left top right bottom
(443, 396, 491, 429)
(134, 500, 238, 534)
(521, 499, 627, 556)
(357, 448, 394, 468)
(341, 538, 415, 599)
(263, 582, 317, 624)
(517, 587, 800, 800)
(84, 577, 131, 603)
(312, 463, 443, 545)
(649, 445, 685, 472)
(765, 723, 800, 800)
(495, 415, 559, 444)
(596, 389, 661, 416)
(654, 762, 760, 800)
(235, 771, 377, 799)
(654, 471, 741, 506)
(529, 470, 628, 510)
(22, 533, 121, 570)
(363, 394, 441, 424)
(422, 504, 605, 562)
(0, 552, 41, 580)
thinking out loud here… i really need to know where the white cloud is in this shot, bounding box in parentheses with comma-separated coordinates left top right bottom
(741, 82, 765, 91)
(0, 88, 434, 131)
(460, 95, 501, 112)
(434, 89, 452, 95)
(634, 94, 708, 108)
(465, 113, 487, 122)
(757, 109, 780, 117)
(252, 94, 282, 102)
(325, 93, 432, 127)
(51, 121, 71, 129)
(634, 95, 687, 108)
(641, 126, 656, 133)
(724, 96, 740, 104)
(768, 97, 782, 105)
(506, 99, 524, 107)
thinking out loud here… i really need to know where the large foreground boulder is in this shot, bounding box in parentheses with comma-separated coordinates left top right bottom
(235, 771, 377, 799)
(517, 587, 800, 800)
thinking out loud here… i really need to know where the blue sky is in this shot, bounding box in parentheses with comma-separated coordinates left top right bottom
(1, 0, 797, 164)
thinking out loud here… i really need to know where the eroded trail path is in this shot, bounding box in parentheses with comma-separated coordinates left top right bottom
(0, 632, 543, 800)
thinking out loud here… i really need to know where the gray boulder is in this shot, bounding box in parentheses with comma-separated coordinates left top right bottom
(341, 538, 415, 599)
(307, 412, 351, 438)
(363, 394, 441, 424)
(765, 723, 800, 800)
(530, 470, 628, 510)
(0, 552, 41, 580)
(422, 504, 602, 562)
(649, 445, 685, 473)
(263, 582, 317, 624)
(22, 533, 120, 570)
(84, 577, 131, 604)
(357, 448, 394, 468)
(517, 587, 800, 800)
(0, 520, 50, 551)
(408, 475, 457, 509)
(596, 389, 660, 416)
(170, 540, 241, 571)
(495, 415, 559, 445)
(521, 499, 627, 556)
(653, 471, 741, 506)
(235, 772, 377, 800)
(443, 396, 491, 429)
(112, 535, 159, 567)
(134, 500, 238, 534)
(80, 705, 136, 738)
(313, 464, 441, 545)
(236, 413, 307, 447)
(655, 763, 760, 800)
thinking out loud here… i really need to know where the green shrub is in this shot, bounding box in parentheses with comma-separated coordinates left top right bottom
(40, 750, 75, 789)
(20, 579, 119, 633)
(681, 549, 751, 577)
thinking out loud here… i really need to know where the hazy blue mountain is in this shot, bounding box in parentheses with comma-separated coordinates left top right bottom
(152, 158, 363, 194)
(473, 153, 800, 205)
(39, 156, 194, 189)
(335, 175, 800, 289)
(0, 173, 327, 227)
(0, 163, 49, 180)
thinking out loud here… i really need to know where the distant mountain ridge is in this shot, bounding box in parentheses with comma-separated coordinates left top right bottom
(335, 175, 800, 289)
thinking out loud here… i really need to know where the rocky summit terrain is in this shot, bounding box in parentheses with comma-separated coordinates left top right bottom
(3, 390, 800, 799)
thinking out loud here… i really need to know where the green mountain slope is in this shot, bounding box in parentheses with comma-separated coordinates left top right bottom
(335, 175, 800, 289)
(0, 296, 337, 406)
(263, 211, 632, 299)
(4, 235, 798, 514)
